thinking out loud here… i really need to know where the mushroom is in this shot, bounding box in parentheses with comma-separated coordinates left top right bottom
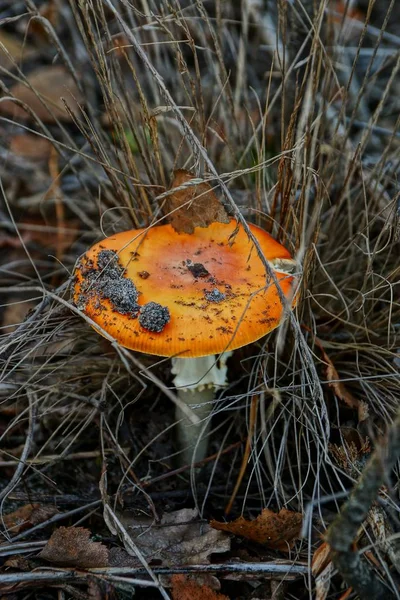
(74, 219, 297, 465)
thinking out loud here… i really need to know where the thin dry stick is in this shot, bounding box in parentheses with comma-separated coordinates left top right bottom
(326, 408, 400, 600)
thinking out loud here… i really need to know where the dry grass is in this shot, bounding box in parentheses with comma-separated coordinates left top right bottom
(0, 1, 399, 597)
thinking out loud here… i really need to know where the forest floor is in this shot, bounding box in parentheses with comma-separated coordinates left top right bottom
(0, 1, 399, 599)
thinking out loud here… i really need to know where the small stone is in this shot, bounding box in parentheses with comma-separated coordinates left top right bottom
(139, 302, 170, 333)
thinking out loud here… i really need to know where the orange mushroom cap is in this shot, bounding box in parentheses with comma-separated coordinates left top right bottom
(74, 219, 297, 358)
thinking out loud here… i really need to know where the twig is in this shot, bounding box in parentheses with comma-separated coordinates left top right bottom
(0, 561, 308, 587)
(90, 561, 309, 577)
(326, 409, 400, 600)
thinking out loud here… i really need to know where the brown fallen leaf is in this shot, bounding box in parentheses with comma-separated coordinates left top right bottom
(4, 556, 32, 571)
(3, 503, 58, 535)
(171, 575, 229, 600)
(210, 508, 302, 552)
(9, 133, 53, 162)
(0, 65, 83, 123)
(166, 169, 230, 234)
(313, 337, 369, 422)
(39, 526, 109, 568)
(119, 508, 230, 566)
(0, 30, 38, 70)
(325, 355, 369, 421)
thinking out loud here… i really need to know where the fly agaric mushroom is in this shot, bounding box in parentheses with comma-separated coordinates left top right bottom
(74, 219, 297, 465)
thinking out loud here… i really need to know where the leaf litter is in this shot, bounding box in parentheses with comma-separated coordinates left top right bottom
(211, 508, 302, 552)
(119, 508, 231, 566)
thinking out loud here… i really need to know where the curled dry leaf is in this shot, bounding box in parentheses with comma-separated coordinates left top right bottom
(325, 356, 369, 421)
(119, 508, 230, 566)
(0, 65, 83, 123)
(171, 575, 229, 600)
(314, 339, 369, 422)
(166, 169, 230, 234)
(39, 526, 109, 568)
(210, 508, 302, 552)
(2, 503, 58, 535)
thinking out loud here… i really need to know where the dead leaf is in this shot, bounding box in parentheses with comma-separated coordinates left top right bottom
(108, 546, 140, 568)
(166, 169, 230, 234)
(39, 526, 109, 568)
(0, 65, 83, 123)
(210, 508, 302, 552)
(325, 357, 368, 421)
(4, 556, 31, 571)
(312, 541, 331, 577)
(312, 542, 334, 600)
(0, 30, 37, 70)
(88, 577, 118, 600)
(314, 338, 369, 422)
(3, 503, 58, 534)
(171, 575, 229, 600)
(119, 508, 230, 566)
(9, 133, 53, 162)
(161, 573, 222, 591)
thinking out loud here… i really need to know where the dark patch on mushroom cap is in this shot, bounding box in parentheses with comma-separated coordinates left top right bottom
(186, 260, 210, 278)
(78, 250, 140, 317)
(100, 278, 140, 316)
(205, 288, 226, 303)
(139, 302, 170, 333)
(97, 249, 123, 276)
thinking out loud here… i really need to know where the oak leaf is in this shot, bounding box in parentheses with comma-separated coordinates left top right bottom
(210, 508, 302, 552)
(166, 169, 230, 234)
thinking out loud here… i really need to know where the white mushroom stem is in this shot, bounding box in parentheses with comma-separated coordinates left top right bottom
(171, 353, 232, 466)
